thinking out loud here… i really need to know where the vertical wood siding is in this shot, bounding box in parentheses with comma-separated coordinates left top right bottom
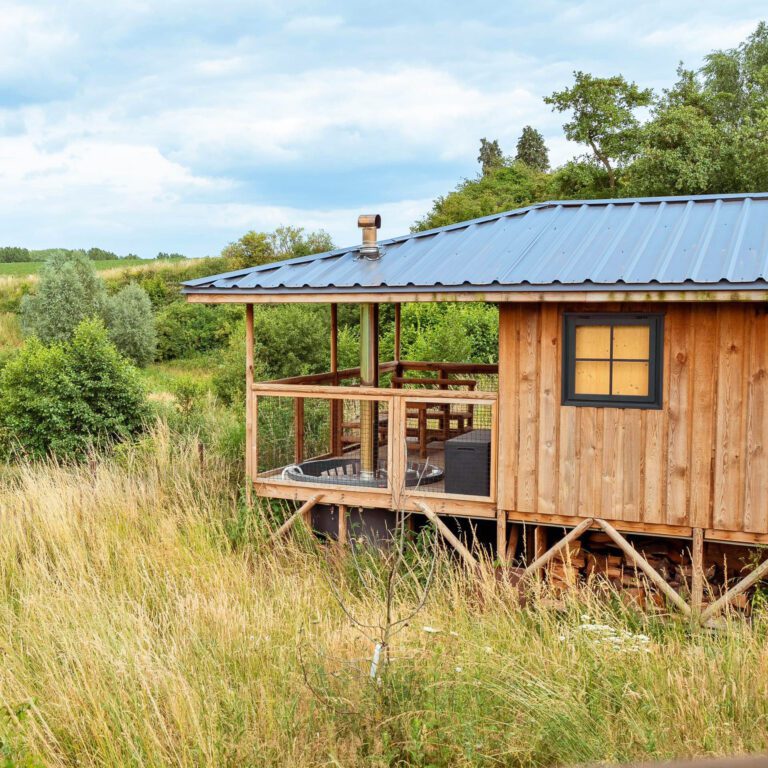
(498, 303, 768, 534)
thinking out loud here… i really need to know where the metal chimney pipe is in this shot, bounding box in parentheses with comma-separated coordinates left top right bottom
(357, 214, 381, 260)
(357, 215, 381, 480)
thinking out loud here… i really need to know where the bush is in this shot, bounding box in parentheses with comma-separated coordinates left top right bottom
(106, 283, 156, 366)
(0, 320, 148, 459)
(252, 303, 330, 379)
(20, 252, 109, 343)
(154, 302, 241, 361)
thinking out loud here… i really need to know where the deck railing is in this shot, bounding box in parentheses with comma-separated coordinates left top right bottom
(250, 373, 498, 507)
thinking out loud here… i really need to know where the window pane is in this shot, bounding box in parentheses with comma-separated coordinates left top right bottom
(612, 362, 649, 396)
(575, 325, 610, 359)
(575, 361, 610, 395)
(613, 325, 650, 360)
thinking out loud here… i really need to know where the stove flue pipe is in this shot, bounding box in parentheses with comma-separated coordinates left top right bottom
(357, 215, 381, 480)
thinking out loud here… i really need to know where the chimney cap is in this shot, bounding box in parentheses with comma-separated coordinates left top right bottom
(358, 214, 381, 229)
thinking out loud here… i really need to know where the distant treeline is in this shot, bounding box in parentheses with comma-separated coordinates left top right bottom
(0, 247, 186, 264)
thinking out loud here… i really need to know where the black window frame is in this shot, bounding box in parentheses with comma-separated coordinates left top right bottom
(562, 312, 664, 409)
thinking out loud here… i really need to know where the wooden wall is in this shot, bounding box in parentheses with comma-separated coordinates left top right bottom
(497, 302, 768, 537)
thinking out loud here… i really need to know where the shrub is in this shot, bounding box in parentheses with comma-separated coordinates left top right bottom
(212, 333, 249, 405)
(0, 320, 148, 459)
(154, 302, 241, 361)
(106, 283, 157, 366)
(252, 303, 330, 379)
(20, 252, 109, 343)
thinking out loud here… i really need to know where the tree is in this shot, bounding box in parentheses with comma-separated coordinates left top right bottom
(0, 246, 31, 263)
(221, 231, 275, 270)
(86, 247, 119, 261)
(625, 105, 723, 196)
(106, 283, 157, 367)
(515, 126, 550, 171)
(0, 320, 147, 459)
(412, 163, 553, 231)
(545, 72, 653, 190)
(477, 138, 504, 176)
(221, 226, 335, 271)
(270, 226, 334, 259)
(20, 252, 109, 343)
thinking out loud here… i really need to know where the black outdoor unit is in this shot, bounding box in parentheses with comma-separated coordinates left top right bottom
(444, 428, 491, 496)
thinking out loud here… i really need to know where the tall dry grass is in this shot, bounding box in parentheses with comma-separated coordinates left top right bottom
(0, 425, 766, 766)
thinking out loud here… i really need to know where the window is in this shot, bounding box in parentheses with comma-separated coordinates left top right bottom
(562, 313, 663, 408)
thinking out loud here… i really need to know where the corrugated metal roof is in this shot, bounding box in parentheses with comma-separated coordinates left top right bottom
(183, 193, 768, 296)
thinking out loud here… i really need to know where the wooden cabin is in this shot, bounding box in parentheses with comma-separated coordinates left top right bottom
(184, 192, 768, 618)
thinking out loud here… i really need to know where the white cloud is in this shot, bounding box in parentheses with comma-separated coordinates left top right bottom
(0, 3, 76, 76)
(641, 18, 760, 53)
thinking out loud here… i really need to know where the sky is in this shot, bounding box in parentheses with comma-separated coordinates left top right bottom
(0, 1, 764, 257)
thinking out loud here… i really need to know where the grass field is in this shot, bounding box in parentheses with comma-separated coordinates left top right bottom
(0, 423, 766, 767)
(0, 257, 189, 277)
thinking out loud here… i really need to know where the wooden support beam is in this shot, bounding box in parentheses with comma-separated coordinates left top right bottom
(245, 304, 255, 506)
(534, 526, 548, 559)
(691, 527, 705, 623)
(505, 523, 520, 562)
(596, 519, 692, 618)
(394, 303, 401, 362)
(699, 555, 768, 624)
(294, 398, 305, 464)
(330, 303, 338, 375)
(270, 495, 323, 542)
(415, 501, 478, 569)
(496, 509, 507, 562)
(337, 504, 347, 546)
(521, 518, 593, 580)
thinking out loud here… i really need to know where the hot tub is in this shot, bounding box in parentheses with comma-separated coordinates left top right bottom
(281, 457, 444, 488)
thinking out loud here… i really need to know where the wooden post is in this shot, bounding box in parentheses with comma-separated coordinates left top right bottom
(294, 398, 305, 463)
(415, 501, 478, 569)
(270, 495, 322, 542)
(394, 303, 401, 362)
(596, 519, 692, 617)
(691, 527, 704, 623)
(534, 526, 548, 559)
(505, 523, 520, 562)
(337, 504, 348, 546)
(329, 304, 343, 455)
(521, 519, 593, 580)
(245, 304, 255, 505)
(330, 303, 338, 374)
(496, 509, 507, 562)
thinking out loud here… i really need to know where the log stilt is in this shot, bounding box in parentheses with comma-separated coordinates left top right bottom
(496, 509, 507, 562)
(595, 519, 691, 618)
(690, 527, 705, 624)
(271, 495, 323, 542)
(415, 501, 478, 569)
(521, 518, 593, 581)
(337, 504, 348, 546)
(506, 523, 520, 562)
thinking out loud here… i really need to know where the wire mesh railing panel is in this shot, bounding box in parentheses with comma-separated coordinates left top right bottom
(399, 399, 494, 498)
(256, 394, 391, 491)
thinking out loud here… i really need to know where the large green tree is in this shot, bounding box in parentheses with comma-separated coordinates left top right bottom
(515, 126, 550, 172)
(412, 163, 553, 232)
(222, 226, 334, 270)
(21, 252, 110, 342)
(477, 138, 504, 177)
(545, 72, 653, 190)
